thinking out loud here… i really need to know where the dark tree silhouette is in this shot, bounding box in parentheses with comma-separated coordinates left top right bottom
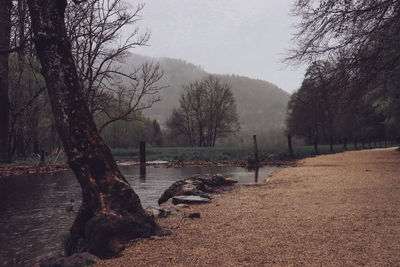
(287, 1, 400, 145)
(65, 0, 165, 132)
(289, 0, 400, 93)
(0, 0, 12, 163)
(167, 76, 239, 147)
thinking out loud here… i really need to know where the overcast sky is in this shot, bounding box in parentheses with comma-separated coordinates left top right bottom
(130, 0, 306, 94)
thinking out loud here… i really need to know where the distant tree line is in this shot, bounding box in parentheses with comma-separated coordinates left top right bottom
(286, 0, 400, 150)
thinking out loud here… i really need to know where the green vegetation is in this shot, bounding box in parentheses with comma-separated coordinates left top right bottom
(1, 143, 396, 168)
(112, 144, 394, 163)
(0, 154, 66, 167)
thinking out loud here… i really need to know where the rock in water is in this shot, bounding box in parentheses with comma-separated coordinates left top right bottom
(225, 177, 238, 183)
(172, 195, 211, 205)
(158, 174, 237, 204)
(145, 206, 171, 218)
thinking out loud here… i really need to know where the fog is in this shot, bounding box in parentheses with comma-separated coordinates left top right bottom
(128, 0, 306, 93)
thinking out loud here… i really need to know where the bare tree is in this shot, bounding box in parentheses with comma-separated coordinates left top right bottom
(2, 0, 51, 161)
(3, 0, 164, 161)
(288, 0, 400, 89)
(287, 0, 400, 143)
(65, 0, 164, 132)
(167, 97, 197, 147)
(98, 62, 164, 133)
(167, 76, 239, 147)
(0, 0, 12, 163)
(203, 76, 240, 146)
(26, 0, 164, 258)
(289, 0, 400, 62)
(286, 61, 342, 150)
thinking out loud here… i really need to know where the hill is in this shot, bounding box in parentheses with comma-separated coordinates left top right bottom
(124, 54, 290, 146)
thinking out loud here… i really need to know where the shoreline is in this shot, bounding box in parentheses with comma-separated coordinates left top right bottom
(2, 145, 394, 178)
(95, 148, 400, 266)
(0, 160, 295, 178)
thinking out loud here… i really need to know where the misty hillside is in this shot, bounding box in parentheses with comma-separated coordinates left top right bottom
(124, 54, 290, 144)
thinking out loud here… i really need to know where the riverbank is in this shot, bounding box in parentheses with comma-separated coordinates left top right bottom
(1, 143, 391, 177)
(0, 160, 293, 178)
(0, 163, 69, 177)
(96, 147, 400, 266)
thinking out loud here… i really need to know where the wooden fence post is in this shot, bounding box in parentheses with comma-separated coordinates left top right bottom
(254, 167, 259, 183)
(343, 137, 348, 150)
(140, 141, 146, 164)
(253, 135, 259, 164)
(139, 141, 146, 176)
(287, 134, 294, 157)
(40, 150, 45, 165)
(314, 136, 318, 153)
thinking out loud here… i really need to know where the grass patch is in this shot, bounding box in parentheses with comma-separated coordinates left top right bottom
(1, 143, 395, 167)
(0, 154, 66, 167)
(112, 143, 395, 162)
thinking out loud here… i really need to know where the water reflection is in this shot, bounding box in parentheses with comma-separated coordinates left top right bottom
(255, 167, 259, 183)
(0, 165, 281, 266)
(139, 165, 146, 182)
(246, 166, 260, 183)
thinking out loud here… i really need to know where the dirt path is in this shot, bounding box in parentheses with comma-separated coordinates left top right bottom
(96, 148, 400, 266)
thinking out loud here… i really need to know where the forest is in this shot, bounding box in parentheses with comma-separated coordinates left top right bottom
(285, 0, 400, 150)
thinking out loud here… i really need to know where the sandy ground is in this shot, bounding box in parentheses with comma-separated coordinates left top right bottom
(96, 148, 400, 266)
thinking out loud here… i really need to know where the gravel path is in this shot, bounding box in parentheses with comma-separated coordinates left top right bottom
(96, 148, 400, 266)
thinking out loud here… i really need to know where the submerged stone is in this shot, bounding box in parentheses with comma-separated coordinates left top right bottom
(145, 206, 171, 218)
(172, 195, 211, 205)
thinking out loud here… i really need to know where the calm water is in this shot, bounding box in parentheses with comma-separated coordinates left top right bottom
(0, 165, 280, 266)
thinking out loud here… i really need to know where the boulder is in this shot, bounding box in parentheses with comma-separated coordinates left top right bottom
(172, 195, 211, 205)
(158, 174, 237, 204)
(175, 204, 190, 209)
(181, 183, 207, 196)
(158, 199, 187, 217)
(225, 177, 238, 183)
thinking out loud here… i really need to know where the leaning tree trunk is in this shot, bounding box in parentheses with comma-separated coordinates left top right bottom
(0, 0, 11, 163)
(26, 0, 161, 258)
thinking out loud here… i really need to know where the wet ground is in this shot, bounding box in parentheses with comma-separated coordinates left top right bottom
(0, 165, 280, 266)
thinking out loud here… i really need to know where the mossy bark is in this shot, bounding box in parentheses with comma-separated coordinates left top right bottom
(26, 0, 160, 258)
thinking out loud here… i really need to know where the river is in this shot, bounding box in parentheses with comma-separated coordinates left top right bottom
(0, 165, 280, 266)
